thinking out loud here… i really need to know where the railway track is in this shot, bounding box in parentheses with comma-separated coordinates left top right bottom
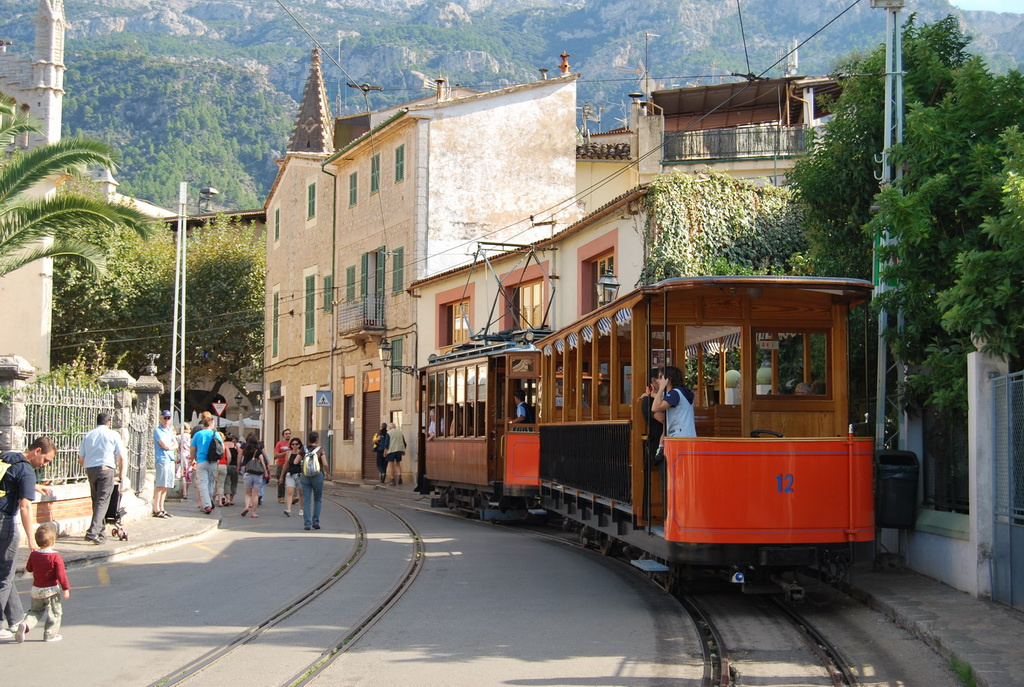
(148, 497, 424, 687)
(336, 484, 860, 686)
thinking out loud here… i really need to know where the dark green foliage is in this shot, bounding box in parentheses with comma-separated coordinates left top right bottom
(62, 50, 292, 210)
(640, 171, 806, 285)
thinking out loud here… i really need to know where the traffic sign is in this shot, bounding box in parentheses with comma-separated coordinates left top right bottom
(316, 390, 333, 407)
(211, 402, 227, 416)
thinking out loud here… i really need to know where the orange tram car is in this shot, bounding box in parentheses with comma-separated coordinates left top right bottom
(419, 276, 876, 594)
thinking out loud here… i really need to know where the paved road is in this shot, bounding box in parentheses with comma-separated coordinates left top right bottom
(3, 493, 701, 686)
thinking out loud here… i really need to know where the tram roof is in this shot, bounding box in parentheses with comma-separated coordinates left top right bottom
(537, 275, 873, 345)
(424, 340, 541, 368)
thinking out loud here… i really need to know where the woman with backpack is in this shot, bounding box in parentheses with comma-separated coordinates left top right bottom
(299, 432, 325, 531)
(240, 436, 269, 518)
(372, 423, 389, 484)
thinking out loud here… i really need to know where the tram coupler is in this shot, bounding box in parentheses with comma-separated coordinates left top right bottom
(770, 574, 805, 602)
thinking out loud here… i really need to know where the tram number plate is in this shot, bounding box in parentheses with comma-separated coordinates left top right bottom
(775, 474, 794, 493)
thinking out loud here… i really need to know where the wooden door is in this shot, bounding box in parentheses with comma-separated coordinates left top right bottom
(362, 390, 380, 479)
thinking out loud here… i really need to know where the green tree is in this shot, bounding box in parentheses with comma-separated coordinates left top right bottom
(937, 128, 1024, 364)
(52, 214, 265, 405)
(0, 95, 154, 277)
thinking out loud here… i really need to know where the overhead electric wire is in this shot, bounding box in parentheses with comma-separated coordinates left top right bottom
(736, 0, 752, 77)
(58, 0, 867, 352)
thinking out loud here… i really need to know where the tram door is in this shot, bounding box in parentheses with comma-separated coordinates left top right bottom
(491, 357, 507, 483)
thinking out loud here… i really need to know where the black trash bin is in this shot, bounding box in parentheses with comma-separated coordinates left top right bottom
(875, 450, 919, 529)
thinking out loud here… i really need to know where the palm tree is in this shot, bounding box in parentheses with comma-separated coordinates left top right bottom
(0, 94, 155, 278)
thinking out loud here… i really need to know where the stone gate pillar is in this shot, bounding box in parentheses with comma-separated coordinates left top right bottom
(0, 355, 36, 452)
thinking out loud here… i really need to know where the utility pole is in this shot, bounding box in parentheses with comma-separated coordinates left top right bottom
(871, 0, 905, 450)
(170, 182, 188, 427)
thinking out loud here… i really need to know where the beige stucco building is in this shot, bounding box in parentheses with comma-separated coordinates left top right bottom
(263, 52, 582, 481)
(0, 0, 67, 371)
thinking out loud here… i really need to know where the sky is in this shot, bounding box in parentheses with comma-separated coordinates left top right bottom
(947, 0, 1022, 12)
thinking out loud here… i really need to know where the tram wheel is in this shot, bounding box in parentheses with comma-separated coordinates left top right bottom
(598, 534, 616, 557)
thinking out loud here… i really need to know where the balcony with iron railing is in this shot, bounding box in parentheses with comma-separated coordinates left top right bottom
(337, 293, 386, 337)
(663, 125, 819, 162)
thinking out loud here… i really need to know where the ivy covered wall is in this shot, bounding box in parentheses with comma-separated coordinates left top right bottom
(639, 171, 806, 284)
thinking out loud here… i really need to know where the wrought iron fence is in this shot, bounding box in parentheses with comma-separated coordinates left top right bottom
(663, 124, 815, 162)
(21, 384, 115, 484)
(921, 406, 970, 514)
(993, 372, 1024, 525)
(337, 293, 386, 335)
(20, 383, 148, 489)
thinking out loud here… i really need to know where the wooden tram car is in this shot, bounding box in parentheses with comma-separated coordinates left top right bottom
(534, 276, 876, 593)
(418, 341, 544, 518)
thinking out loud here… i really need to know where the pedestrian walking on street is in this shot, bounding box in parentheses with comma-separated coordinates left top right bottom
(386, 422, 406, 486)
(240, 438, 269, 518)
(78, 413, 128, 544)
(16, 524, 70, 643)
(190, 415, 222, 514)
(273, 429, 292, 504)
(372, 423, 389, 483)
(177, 424, 192, 500)
(214, 429, 229, 507)
(223, 433, 240, 506)
(282, 437, 305, 518)
(152, 410, 178, 519)
(0, 437, 56, 639)
(299, 432, 324, 531)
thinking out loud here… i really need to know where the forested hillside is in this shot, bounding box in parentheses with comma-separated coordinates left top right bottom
(1, 0, 1019, 210)
(61, 51, 292, 211)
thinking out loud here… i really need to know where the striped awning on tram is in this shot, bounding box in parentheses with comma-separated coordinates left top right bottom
(581, 325, 594, 343)
(567, 332, 579, 350)
(596, 317, 612, 337)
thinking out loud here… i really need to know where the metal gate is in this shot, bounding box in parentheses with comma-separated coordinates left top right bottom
(992, 371, 1024, 610)
(362, 391, 381, 479)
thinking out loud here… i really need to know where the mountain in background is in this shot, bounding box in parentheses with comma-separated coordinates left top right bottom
(0, 0, 1019, 211)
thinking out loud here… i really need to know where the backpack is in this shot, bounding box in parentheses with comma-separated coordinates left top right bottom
(206, 430, 225, 463)
(302, 446, 322, 477)
(0, 459, 10, 499)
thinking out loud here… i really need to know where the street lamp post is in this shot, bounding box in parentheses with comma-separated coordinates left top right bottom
(596, 270, 621, 307)
(378, 337, 416, 375)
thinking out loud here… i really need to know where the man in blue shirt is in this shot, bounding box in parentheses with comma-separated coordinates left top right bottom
(152, 410, 178, 519)
(0, 437, 56, 635)
(190, 415, 219, 514)
(78, 413, 127, 545)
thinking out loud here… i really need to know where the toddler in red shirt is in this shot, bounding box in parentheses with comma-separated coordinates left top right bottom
(16, 524, 70, 643)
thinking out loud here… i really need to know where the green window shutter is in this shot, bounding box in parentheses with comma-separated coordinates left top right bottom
(304, 275, 316, 345)
(348, 172, 357, 206)
(360, 252, 369, 297)
(307, 182, 316, 219)
(376, 246, 386, 294)
(390, 337, 403, 398)
(323, 274, 334, 313)
(274, 207, 280, 241)
(346, 265, 356, 301)
(370, 153, 381, 194)
(395, 144, 405, 183)
(272, 292, 279, 357)
(392, 247, 404, 294)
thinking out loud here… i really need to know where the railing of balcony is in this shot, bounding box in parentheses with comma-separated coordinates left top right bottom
(663, 125, 816, 162)
(337, 293, 386, 334)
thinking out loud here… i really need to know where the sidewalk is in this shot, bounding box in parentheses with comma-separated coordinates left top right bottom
(14, 497, 221, 577)
(845, 565, 1024, 687)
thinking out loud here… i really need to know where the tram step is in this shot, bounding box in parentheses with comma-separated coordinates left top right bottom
(631, 559, 670, 573)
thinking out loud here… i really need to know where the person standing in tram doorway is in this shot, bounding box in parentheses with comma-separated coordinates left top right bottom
(509, 388, 535, 425)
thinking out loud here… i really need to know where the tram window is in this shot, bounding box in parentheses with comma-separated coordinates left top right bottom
(511, 357, 535, 374)
(753, 331, 828, 396)
(476, 364, 487, 436)
(428, 374, 436, 405)
(446, 371, 456, 435)
(685, 325, 742, 406)
(617, 318, 632, 405)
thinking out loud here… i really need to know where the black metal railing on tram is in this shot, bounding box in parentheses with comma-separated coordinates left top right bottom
(540, 423, 631, 504)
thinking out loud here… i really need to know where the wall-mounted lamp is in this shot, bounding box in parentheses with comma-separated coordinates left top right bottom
(379, 337, 416, 375)
(596, 270, 621, 307)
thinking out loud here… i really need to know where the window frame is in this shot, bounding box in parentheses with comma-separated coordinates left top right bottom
(304, 274, 316, 346)
(307, 182, 316, 219)
(394, 144, 405, 183)
(348, 172, 358, 207)
(370, 153, 381, 195)
(323, 274, 334, 313)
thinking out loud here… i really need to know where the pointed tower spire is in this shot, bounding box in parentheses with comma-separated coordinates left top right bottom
(288, 48, 334, 154)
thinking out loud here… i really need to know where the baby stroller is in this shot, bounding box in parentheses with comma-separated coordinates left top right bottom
(104, 484, 129, 541)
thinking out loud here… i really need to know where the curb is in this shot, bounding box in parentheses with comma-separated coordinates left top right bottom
(15, 516, 222, 577)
